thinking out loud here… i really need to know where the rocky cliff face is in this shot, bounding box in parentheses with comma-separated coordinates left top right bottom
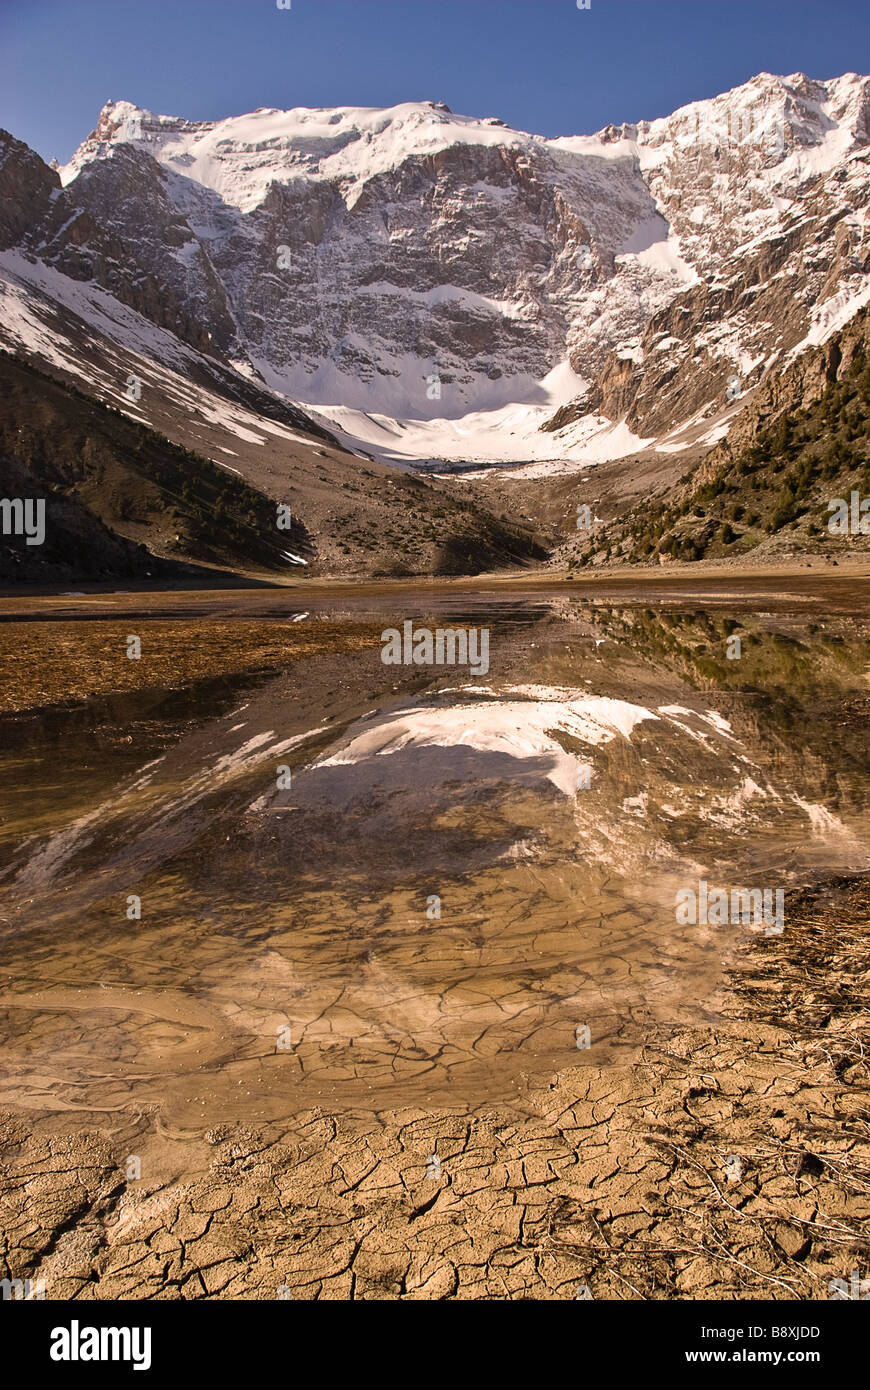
(567, 74, 870, 440)
(557, 305, 870, 570)
(2, 73, 869, 464)
(44, 98, 668, 418)
(0, 131, 59, 251)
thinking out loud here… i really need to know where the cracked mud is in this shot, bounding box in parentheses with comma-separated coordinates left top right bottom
(1, 585, 868, 1299)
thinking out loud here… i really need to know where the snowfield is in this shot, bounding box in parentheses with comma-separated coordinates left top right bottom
(8, 71, 868, 472)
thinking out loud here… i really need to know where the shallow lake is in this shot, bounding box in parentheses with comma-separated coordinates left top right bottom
(1, 580, 869, 1130)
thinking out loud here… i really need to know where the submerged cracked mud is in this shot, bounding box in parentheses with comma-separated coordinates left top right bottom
(0, 583, 868, 1300)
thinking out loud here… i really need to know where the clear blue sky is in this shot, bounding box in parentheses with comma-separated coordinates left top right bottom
(1, 0, 868, 164)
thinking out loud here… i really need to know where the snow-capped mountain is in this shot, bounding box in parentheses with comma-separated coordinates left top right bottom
(2, 72, 869, 471)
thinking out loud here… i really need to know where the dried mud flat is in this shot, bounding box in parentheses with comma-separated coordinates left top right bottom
(1, 876, 867, 1301)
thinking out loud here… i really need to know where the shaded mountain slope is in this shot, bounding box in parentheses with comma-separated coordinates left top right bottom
(0, 353, 547, 583)
(562, 307, 870, 568)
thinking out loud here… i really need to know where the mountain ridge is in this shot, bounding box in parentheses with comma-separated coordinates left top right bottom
(0, 72, 868, 580)
(35, 72, 867, 465)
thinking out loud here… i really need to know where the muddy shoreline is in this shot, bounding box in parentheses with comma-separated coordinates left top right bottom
(1, 553, 869, 605)
(1, 873, 867, 1300)
(1, 585, 868, 1300)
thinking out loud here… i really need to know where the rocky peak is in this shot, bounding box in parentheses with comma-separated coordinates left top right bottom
(1, 72, 866, 464)
(0, 130, 59, 251)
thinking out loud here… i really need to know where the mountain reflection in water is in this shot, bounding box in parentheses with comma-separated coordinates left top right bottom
(0, 591, 868, 1123)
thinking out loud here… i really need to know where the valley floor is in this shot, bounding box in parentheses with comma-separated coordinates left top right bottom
(3, 550, 869, 605)
(2, 876, 867, 1300)
(1, 578, 868, 1300)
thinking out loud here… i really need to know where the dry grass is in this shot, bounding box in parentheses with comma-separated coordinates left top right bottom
(0, 618, 382, 712)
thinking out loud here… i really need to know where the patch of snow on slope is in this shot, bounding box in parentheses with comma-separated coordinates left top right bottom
(787, 280, 870, 360)
(298, 361, 653, 472)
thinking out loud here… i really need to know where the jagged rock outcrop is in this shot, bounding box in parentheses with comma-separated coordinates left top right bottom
(0, 130, 59, 251)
